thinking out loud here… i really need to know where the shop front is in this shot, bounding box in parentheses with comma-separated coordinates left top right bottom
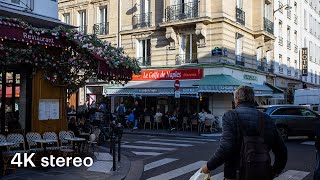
(275, 76, 303, 104)
(92, 68, 203, 114)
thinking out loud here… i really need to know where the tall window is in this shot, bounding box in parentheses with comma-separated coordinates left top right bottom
(310, 14, 313, 33)
(266, 51, 271, 65)
(78, 10, 87, 33)
(264, 1, 272, 20)
(236, 0, 243, 9)
(279, 54, 283, 64)
(310, 41, 313, 61)
(180, 34, 197, 63)
(140, 0, 150, 13)
(279, 21, 283, 37)
(316, 71, 318, 84)
(294, 59, 297, 69)
(304, 10, 307, 30)
(136, 39, 151, 66)
(287, 57, 290, 67)
(294, 30, 297, 44)
(294, 2, 297, 13)
(99, 7, 107, 24)
(235, 33, 243, 56)
(63, 13, 71, 24)
(257, 47, 263, 61)
(311, 69, 313, 83)
(287, 26, 291, 41)
(304, 38, 307, 47)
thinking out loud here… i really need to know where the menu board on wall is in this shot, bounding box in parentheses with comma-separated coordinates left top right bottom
(39, 99, 60, 120)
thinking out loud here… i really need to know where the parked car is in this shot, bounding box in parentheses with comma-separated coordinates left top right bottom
(257, 105, 320, 140)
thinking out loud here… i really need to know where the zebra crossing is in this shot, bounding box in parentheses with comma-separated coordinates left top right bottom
(143, 158, 311, 180)
(122, 137, 216, 157)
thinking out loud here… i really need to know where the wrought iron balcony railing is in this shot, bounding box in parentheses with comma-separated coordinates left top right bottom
(287, 10, 291, 19)
(279, 66, 284, 74)
(137, 57, 151, 67)
(93, 22, 109, 35)
(294, 45, 298, 53)
(287, 41, 291, 50)
(294, 14, 298, 24)
(175, 53, 198, 65)
(133, 12, 152, 28)
(268, 64, 274, 73)
(165, 1, 199, 22)
(257, 61, 266, 71)
(264, 17, 274, 34)
(294, 71, 299, 77)
(287, 69, 292, 76)
(236, 7, 245, 25)
(78, 25, 87, 34)
(279, 37, 283, 46)
(236, 55, 245, 66)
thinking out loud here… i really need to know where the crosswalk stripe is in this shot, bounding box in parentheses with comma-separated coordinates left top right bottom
(146, 160, 206, 180)
(151, 138, 205, 144)
(131, 151, 163, 156)
(301, 141, 315, 145)
(210, 172, 224, 180)
(144, 158, 178, 171)
(135, 141, 193, 147)
(177, 138, 217, 142)
(122, 145, 176, 151)
(274, 170, 309, 180)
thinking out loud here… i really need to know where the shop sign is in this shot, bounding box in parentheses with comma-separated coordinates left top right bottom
(302, 48, 308, 76)
(0, 24, 63, 47)
(132, 69, 203, 81)
(243, 74, 258, 81)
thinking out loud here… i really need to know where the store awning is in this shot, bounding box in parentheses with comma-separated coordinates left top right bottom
(102, 80, 199, 96)
(194, 75, 242, 93)
(194, 75, 274, 96)
(265, 83, 285, 99)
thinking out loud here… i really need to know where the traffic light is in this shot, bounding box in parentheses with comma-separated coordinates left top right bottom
(200, 96, 203, 101)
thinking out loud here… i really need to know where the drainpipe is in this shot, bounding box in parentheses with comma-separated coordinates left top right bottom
(118, 0, 122, 47)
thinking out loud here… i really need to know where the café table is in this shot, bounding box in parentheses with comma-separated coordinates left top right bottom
(34, 139, 57, 155)
(79, 133, 90, 152)
(65, 137, 86, 156)
(0, 142, 15, 176)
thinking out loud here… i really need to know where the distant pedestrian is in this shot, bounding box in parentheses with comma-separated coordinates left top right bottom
(116, 102, 126, 125)
(132, 101, 141, 130)
(201, 85, 287, 180)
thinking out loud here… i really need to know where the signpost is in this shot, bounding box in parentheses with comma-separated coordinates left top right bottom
(174, 80, 180, 99)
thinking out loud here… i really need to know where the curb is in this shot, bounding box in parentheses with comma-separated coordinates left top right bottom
(123, 131, 221, 139)
(98, 146, 131, 180)
(124, 160, 144, 180)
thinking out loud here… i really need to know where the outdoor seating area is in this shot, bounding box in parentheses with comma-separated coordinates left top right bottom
(0, 130, 100, 176)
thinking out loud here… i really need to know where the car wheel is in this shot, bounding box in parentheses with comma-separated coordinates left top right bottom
(278, 127, 288, 141)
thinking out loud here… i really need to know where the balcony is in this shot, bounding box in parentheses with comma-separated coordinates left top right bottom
(287, 10, 291, 19)
(236, 55, 245, 66)
(287, 69, 292, 76)
(294, 45, 298, 53)
(264, 17, 274, 34)
(165, 1, 199, 22)
(279, 66, 284, 74)
(78, 25, 87, 34)
(236, 7, 245, 25)
(287, 41, 291, 50)
(257, 61, 266, 71)
(175, 53, 198, 65)
(294, 71, 299, 78)
(268, 64, 274, 73)
(137, 57, 151, 67)
(93, 22, 109, 35)
(133, 12, 152, 28)
(278, 37, 283, 46)
(294, 14, 298, 24)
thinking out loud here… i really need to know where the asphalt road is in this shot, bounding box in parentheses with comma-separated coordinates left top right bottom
(121, 134, 317, 180)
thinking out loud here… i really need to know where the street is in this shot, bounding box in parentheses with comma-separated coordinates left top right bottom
(121, 134, 316, 180)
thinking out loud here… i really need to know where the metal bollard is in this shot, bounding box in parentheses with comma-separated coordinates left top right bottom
(112, 134, 116, 171)
(117, 123, 123, 162)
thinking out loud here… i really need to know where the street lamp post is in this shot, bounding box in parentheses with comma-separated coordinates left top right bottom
(273, 4, 292, 14)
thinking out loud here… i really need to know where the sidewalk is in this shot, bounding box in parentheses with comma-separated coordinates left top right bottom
(123, 128, 222, 138)
(2, 147, 131, 180)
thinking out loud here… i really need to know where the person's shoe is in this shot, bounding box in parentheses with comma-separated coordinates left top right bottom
(133, 127, 138, 130)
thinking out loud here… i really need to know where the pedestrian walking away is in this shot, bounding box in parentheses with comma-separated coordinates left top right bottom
(200, 85, 288, 180)
(116, 102, 126, 125)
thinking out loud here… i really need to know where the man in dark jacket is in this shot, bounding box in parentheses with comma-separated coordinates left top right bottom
(133, 100, 141, 130)
(202, 85, 287, 179)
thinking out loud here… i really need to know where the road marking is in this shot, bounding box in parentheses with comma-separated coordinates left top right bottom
(301, 141, 315, 145)
(131, 151, 163, 156)
(146, 160, 206, 180)
(201, 133, 222, 137)
(144, 158, 178, 171)
(274, 170, 309, 180)
(211, 172, 224, 180)
(122, 145, 176, 151)
(135, 141, 193, 147)
(151, 138, 205, 144)
(177, 138, 217, 142)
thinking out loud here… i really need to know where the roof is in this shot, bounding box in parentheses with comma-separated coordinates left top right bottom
(193, 74, 243, 86)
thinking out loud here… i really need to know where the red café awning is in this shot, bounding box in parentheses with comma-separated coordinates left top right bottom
(0, 20, 63, 47)
(0, 86, 20, 98)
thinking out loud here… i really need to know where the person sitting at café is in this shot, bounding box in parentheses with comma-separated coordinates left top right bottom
(154, 109, 163, 125)
(68, 117, 79, 137)
(198, 108, 207, 122)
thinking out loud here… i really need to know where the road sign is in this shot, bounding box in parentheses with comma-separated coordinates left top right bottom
(174, 80, 180, 91)
(175, 91, 181, 98)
